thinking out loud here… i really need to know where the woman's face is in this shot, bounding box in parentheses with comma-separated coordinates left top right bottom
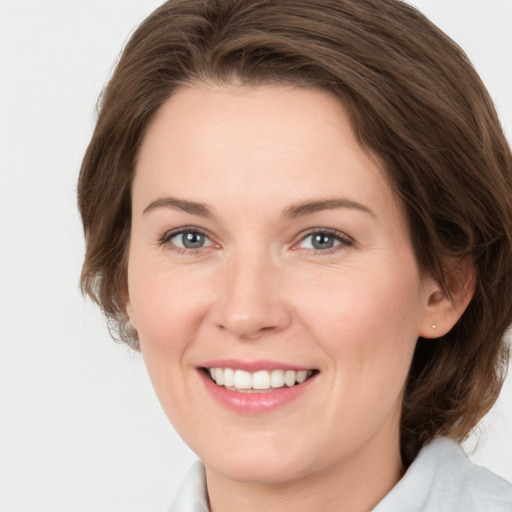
(127, 85, 437, 484)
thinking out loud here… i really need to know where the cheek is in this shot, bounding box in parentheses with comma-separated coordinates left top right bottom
(126, 256, 212, 416)
(298, 264, 423, 388)
(127, 254, 211, 344)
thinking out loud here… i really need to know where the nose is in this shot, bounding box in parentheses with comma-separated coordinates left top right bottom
(211, 254, 292, 340)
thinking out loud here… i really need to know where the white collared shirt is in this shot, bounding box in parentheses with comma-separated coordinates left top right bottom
(167, 437, 512, 512)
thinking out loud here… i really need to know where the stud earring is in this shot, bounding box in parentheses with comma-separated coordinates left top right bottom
(431, 324, 437, 330)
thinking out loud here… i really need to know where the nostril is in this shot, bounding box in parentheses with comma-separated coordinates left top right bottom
(216, 317, 286, 340)
(211, 284, 293, 339)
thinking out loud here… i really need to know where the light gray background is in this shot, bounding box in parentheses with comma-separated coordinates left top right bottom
(0, 1, 511, 510)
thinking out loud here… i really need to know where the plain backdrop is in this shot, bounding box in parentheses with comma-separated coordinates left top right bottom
(0, 1, 511, 510)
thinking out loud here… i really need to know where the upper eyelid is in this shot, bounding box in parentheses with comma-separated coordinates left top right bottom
(295, 228, 355, 252)
(158, 226, 216, 250)
(160, 225, 210, 240)
(296, 227, 353, 243)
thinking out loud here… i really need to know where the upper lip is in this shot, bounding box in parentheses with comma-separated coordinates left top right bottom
(199, 359, 315, 372)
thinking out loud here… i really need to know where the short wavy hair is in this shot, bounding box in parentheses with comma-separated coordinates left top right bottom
(78, 0, 512, 465)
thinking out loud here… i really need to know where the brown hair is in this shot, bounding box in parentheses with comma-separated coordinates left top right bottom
(78, 0, 512, 464)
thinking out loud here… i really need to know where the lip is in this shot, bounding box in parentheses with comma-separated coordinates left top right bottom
(198, 364, 318, 414)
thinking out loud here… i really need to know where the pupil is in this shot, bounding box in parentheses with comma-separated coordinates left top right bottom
(312, 234, 334, 250)
(182, 232, 204, 248)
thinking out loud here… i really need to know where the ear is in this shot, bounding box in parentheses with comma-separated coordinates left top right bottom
(419, 259, 476, 339)
(123, 290, 137, 330)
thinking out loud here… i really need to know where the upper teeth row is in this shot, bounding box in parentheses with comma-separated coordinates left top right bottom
(208, 368, 310, 390)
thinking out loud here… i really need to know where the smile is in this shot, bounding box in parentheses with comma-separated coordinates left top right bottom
(206, 367, 315, 392)
(199, 363, 319, 413)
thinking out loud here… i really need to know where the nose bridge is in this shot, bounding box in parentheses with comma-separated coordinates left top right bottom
(214, 245, 290, 339)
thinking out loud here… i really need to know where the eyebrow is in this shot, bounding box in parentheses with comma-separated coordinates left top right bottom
(143, 197, 213, 217)
(282, 198, 375, 218)
(142, 196, 375, 219)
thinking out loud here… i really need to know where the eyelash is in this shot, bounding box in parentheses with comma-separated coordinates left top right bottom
(295, 228, 354, 255)
(158, 227, 354, 255)
(158, 226, 213, 255)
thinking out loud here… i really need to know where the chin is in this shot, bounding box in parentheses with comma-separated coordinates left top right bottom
(208, 456, 310, 485)
(200, 437, 327, 485)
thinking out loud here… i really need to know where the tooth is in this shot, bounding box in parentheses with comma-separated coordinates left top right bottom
(209, 367, 311, 390)
(270, 369, 285, 388)
(214, 367, 224, 386)
(296, 370, 307, 383)
(252, 370, 271, 390)
(223, 368, 235, 387)
(234, 370, 252, 389)
(284, 370, 296, 387)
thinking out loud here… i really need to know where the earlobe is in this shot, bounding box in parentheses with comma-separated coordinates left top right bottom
(419, 260, 476, 339)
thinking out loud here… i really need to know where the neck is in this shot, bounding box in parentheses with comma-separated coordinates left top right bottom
(204, 430, 404, 512)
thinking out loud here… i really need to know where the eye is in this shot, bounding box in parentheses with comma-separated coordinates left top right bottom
(161, 228, 214, 251)
(297, 230, 353, 252)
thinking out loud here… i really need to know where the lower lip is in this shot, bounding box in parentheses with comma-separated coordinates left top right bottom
(199, 370, 316, 414)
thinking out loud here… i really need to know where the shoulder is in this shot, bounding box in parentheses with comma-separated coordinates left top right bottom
(373, 437, 512, 512)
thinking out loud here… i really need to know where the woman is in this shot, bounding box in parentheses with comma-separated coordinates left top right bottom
(78, 0, 512, 510)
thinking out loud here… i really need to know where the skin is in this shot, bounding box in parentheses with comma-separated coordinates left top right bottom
(126, 84, 470, 512)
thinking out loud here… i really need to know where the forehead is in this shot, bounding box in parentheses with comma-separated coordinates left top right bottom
(139, 84, 352, 164)
(133, 84, 400, 223)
